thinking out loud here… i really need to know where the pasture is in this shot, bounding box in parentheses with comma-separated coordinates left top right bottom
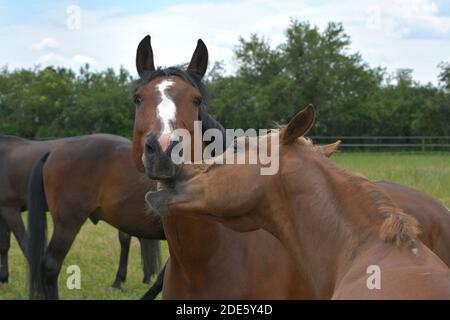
(0, 151, 448, 300)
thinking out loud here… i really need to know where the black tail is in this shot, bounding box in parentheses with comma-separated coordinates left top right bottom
(27, 152, 50, 300)
(141, 261, 166, 300)
(139, 238, 161, 283)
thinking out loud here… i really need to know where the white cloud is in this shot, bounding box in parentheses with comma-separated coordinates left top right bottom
(1, 0, 450, 84)
(365, 0, 450, 38)
(35, 53, 95, 70)
(36, 52, 66, 65)
(72, 54, 95, 66)
(31, 37, 59, 50)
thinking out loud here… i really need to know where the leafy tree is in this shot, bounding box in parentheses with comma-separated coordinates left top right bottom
(438, 62, 450, 91)
(209, 20, 385, 136)
(0, 65, 134, 138)
(1, 20, 449, 140)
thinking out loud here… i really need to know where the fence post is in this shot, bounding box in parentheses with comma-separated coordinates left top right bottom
(421, 137, 425, 152)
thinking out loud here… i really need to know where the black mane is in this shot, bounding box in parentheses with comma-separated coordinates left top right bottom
(132, 67, 227, 150)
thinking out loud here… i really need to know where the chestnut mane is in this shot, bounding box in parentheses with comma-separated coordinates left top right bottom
(288, 134, 420, 246)
(348, 174, 420, 245)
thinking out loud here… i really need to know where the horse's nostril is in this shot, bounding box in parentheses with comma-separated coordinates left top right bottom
(146, 143, 154, 154)
(145, 135, 162, 156)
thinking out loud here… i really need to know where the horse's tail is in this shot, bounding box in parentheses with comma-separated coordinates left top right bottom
(27, 152, 50, 300)
(139, 238, 161, 283)
(141, 261, 166, 300)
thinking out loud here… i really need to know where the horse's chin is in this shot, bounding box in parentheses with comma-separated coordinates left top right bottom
(145, 190, 172, 216)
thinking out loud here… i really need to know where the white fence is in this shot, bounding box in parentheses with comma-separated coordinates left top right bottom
(310, 136, 450, 151)
(37, 135, 450, 151)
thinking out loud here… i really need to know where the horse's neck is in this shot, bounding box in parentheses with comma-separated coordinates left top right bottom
(276, 157, 385, 299)
(163, 141, 231, 279)
(162, 214, 228, 277)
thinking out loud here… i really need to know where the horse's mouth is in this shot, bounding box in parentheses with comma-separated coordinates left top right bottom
(146, 170, 180, 182)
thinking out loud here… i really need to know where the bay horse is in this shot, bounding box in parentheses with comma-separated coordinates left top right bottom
(133, 36, 310, 299)
(0, 135, 160, 291)
(0, 135, 70, 283)
(146, 105, 450, 299)
(27, 134, 165, 299)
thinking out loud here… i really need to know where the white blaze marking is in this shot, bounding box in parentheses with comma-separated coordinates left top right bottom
(156, 80, 176, 136)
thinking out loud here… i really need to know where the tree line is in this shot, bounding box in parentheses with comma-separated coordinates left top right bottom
(1, 20, 449, 139)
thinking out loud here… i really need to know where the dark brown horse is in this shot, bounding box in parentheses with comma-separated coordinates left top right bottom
(0, 135, 71, 282)
(27, 134, 165, 299)
(146, 105, 450, 299)
(0, 135, 159, 290)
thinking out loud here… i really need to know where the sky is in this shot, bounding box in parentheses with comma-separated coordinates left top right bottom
(0, 0, 450, 84)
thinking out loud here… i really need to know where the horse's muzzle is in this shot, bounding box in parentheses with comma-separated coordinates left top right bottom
(143, 134, 179, 180)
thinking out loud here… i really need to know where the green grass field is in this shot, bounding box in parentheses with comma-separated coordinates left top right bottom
(333, 152, 449, 207)
(0, 152, 448, 300)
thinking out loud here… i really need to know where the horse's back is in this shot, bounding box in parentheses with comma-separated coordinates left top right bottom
(333, 242, 450, 300)
(43, 134, 131, 164)
(42, 134, 132, 207)
(41, 134, 160, 237)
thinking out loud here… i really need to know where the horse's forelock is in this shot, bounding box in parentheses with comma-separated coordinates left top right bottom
(131, 66, 208, 98)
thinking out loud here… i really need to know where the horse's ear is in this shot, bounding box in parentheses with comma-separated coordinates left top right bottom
(319, 140, 341, 157)
(136, 35, 155, 77)
(187, 39, 208, 78)
(282, 105, 315, 144)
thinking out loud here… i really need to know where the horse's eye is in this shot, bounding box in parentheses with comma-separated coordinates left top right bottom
(133, 95, 142, 106)
(193, 96, 202, 107)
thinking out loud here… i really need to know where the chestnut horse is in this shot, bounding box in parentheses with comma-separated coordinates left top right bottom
(27, 134, 164, 299)
(146, 105, 450, 299)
